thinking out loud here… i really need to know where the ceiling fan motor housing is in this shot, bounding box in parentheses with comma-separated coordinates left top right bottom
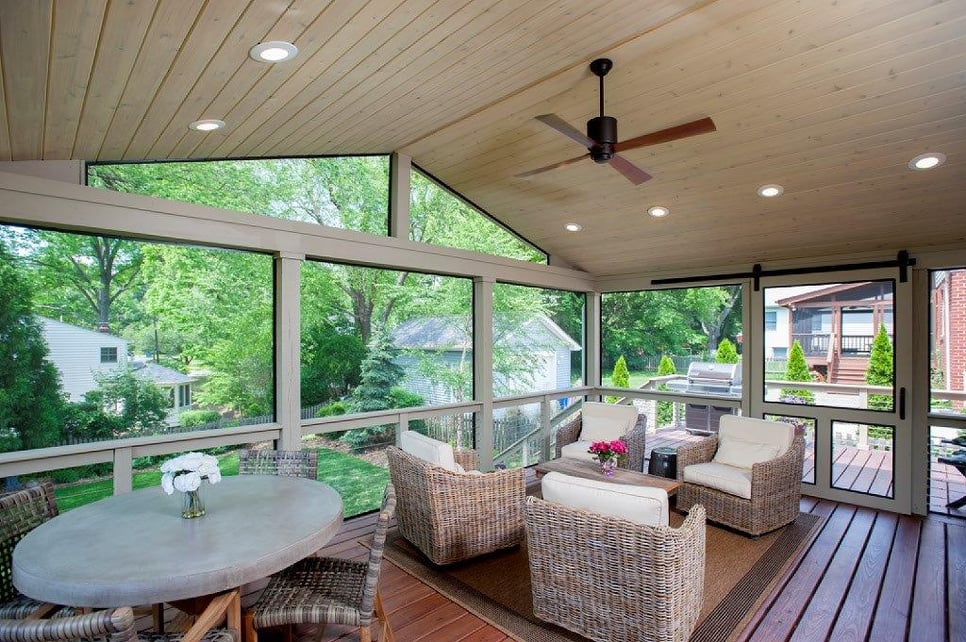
(587, 116, 617, 162)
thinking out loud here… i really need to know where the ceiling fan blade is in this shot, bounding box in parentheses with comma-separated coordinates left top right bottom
(609, 154, 652, 185)
(515, 153, 589, 178)
(535, 114, 595, 148)
(614, 116, 716, 153)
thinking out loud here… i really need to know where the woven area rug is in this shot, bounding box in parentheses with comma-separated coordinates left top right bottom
(380, 511, 822, 642)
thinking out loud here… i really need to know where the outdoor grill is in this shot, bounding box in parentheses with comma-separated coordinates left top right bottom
(665, 361, 741, 434)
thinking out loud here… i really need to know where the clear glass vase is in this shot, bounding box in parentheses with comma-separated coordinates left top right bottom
(181, 488, 206, 519)
(600, 458, 617, 477)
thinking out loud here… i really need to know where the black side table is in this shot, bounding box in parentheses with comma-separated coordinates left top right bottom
(938, 449, 966, 509)
(648, 447, 678, 479)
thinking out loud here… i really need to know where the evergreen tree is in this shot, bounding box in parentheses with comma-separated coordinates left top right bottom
(349, 331, 405, 413)
(612, 356, 630, 389)
(866, 324, 894, 411)
(0, 246, 67, 452)
(715, 338, 739, 364)
(657, 355, 677, 428)
(780, 340, 815, 404)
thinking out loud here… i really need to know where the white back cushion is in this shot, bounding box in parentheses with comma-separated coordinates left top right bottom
(712, 415, 795, 470)
(400, 431, 461, 472)
(541, 471, 669, 527)
(559, 440, 597, 462)
(578, 402, 638, 443)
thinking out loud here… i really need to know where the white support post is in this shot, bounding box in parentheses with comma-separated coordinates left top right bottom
(113, 447, 133, 494)
(585, 291, 601, 401)
(474, 276, 495, 470)
(275, 252, 304, 451)
(389, 152, 411, 240)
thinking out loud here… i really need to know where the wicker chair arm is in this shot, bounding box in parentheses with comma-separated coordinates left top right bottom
(676, 436, 719, 479)
(750, 434, 806, 494)
(453, 448, 479, 471)
(554, 416, 583, 459)
(0, 608, 136, 642)
(621, 413, 648, 471)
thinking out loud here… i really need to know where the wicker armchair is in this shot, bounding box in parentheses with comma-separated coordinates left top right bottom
(0, 605, 238, 642)
(555, 402, 647, 472)
(238, 449, 318, 478)
(525, 496, 706, 642)
(676, 415, 805, 537)
(0, 482, 65, 619)
(243, 485, 396, 642)
(386, 446, 525, 565)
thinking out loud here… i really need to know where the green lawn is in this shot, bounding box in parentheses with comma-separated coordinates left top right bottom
(601, 371, 659, 389)
(53, 448, 388, 518)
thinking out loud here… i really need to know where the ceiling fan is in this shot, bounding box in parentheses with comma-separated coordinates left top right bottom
(517, 58, 717, 185)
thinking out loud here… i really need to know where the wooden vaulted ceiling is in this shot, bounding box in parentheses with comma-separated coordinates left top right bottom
(0, 0, 964, 276)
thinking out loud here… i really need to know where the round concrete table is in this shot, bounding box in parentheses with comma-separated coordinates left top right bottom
(13, 475, 343, 607)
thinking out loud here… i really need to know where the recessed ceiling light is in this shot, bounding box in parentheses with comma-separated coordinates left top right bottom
(188, 119, 225, 132)
(908, 152, 946, 170)
(249, 41, 298, 63)
(757, 184, 784, 198)
(564, 223, 583, 232)
(647, 206, 669, 218)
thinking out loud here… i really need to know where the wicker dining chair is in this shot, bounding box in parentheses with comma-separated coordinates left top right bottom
(0, 482, 66, 619)
(555, 402, 648, 472)
(237, 450, 318, 479)
(0, 604, 238, 642)
(242, 484, 397, 642)
(386, 446, 525, 565)
(525, 496, 706, 642)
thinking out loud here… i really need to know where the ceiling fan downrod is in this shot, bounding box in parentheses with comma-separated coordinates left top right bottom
(588, 58, 616, 163)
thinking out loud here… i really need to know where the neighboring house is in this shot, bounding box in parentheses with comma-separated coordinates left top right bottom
(131, 360, 197, 425)
(39, 317, 129, 401)
(931, 270, 966, 410)
(770, 282, 894, 384)
(391, 314, 580, 405)
(39, 317, 196, 425)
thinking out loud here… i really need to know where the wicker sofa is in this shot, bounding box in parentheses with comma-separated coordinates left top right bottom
(555, 401, 647, 472)
(386, 438, 525, 565)
(526, 490, 705, 642)
(676, 415, 805, 537)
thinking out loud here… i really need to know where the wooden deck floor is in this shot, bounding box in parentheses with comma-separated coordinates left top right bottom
(275, 493, 964, 642)
(220, 431, 965, 641)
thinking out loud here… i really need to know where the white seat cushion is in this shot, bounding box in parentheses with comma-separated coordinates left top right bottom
(541, 471, 669, 526)
(684, 462, 753, 499)
(578, 402, 638, 443)
(400, 431, 463, 473)
(559, 440, 597, 462)
(712, 415, 795, 470)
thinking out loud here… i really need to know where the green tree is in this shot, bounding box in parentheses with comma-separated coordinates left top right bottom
(715, 338, 739, 364)
(0, 245, 67, 452)
(866, 324, 895, 442)
(301, 319, 365, 406)
(781, 340, 814, 404)
(611, 356, 630, 388)
(87, 368, 169, 435)
(657, 355, 677, 428)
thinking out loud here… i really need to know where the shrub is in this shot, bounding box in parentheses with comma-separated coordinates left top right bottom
(715, 338, 739, 364)
(657, 355, 676, 427)
(780, 340, 814, 404)
(178, 409, 221, 428)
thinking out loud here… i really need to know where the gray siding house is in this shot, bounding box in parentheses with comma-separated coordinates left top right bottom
(391, 314, 580, 404)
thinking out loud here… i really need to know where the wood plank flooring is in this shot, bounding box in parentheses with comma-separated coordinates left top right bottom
(283, 495, 963, 642)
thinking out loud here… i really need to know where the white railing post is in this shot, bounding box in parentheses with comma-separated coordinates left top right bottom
(114, 447, 133, 494)
(541, 396, 552, 463)
(586, 292, 601, 402)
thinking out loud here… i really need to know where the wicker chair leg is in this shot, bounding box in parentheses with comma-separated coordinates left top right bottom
(375, 590, 394, 642)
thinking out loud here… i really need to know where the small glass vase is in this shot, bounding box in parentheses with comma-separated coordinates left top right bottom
(600, 458, 617, 477)
(181, 488, 206, 519)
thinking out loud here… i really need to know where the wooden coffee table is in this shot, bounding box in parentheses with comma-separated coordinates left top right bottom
(534, 458, 681, 496)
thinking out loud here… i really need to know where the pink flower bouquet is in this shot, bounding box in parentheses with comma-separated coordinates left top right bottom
(588, 439, 628, 466)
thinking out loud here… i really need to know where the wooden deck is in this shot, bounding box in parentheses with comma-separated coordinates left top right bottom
(268, 493, 964, 642)
(200, 430, 965, 641)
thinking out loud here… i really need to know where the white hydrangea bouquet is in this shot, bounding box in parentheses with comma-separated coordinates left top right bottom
(161, 452, 221, 518)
